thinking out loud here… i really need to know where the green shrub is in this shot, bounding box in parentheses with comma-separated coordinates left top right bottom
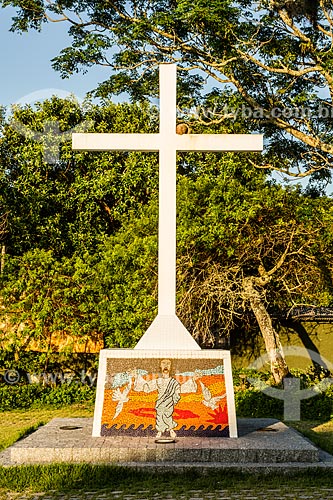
(301, 384, 333, 421)
(0, 384, 51, 411)
(232, 369, 272, 387)
(39, 383, 95, 408)
(235, 385, 333, 421)
(235, 388, 283, 419)
(0, 383, 95, 411)
(1, 365, 332, 420)
(0, 350, 98, 380)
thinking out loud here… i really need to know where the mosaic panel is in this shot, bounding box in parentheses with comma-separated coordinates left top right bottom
(96, 354, 234, 438)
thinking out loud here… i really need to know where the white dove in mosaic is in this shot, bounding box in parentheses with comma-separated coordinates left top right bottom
(199, 381, 226, 410)
(112, 380, 132, 419)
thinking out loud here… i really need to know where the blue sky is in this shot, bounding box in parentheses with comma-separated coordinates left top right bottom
(0, 7, 111, 108)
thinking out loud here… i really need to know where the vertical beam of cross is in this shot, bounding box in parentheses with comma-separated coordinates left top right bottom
(158, 64, 177, 316)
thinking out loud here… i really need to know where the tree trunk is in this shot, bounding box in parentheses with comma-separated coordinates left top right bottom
(1, 246, 5, 275)
(243, 277, 289, 384)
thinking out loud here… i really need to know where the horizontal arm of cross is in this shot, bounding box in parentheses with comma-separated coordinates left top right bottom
(175, 134, 263, 152)
(72, 133, 160, 152)
(72, 133, 263, 152)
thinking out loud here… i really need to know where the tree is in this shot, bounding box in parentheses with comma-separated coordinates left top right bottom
(1, 1, 333, 185)
(93, 150, 333, 383)
(0, 98, 160, 355)
(0, 249, 101, 355)
(176, 156, 333, 383)
(0, 98, 159, 257)
(0, 211, 7, 243)
(1, 98, 333, 383)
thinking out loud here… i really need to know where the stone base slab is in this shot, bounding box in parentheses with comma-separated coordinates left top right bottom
(6, 417, 325, 466)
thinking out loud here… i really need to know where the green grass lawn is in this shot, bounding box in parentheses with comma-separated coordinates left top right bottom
(0, 403, 94, 452)
(288, 420, 333, 455)
(0, 405, 332, 497)
(0, 464, 333, 499)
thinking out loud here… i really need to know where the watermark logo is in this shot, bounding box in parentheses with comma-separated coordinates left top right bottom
(180, 103, 333, 123)
(3, 369, 20, 385)
(7, 88, 93, 164)
(247, 347, 333, 421)
(2, 369, 97, 387)
(11, 119, 93, 164)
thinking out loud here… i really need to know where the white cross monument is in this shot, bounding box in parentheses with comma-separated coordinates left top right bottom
(73, 64, 263, 351)
(73, 65, 263, 440)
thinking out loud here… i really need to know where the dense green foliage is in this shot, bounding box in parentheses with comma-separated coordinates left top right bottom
(235, 386, 333, 421)
(0, 99, 158, 257)
(0, 350, 98, 378)
(1, 98, 333, 353)
(0, 381, 331, 419)
(1, 2, 333, 376)
(0, 100, 160, 349)
(175, 157, 333, 342)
